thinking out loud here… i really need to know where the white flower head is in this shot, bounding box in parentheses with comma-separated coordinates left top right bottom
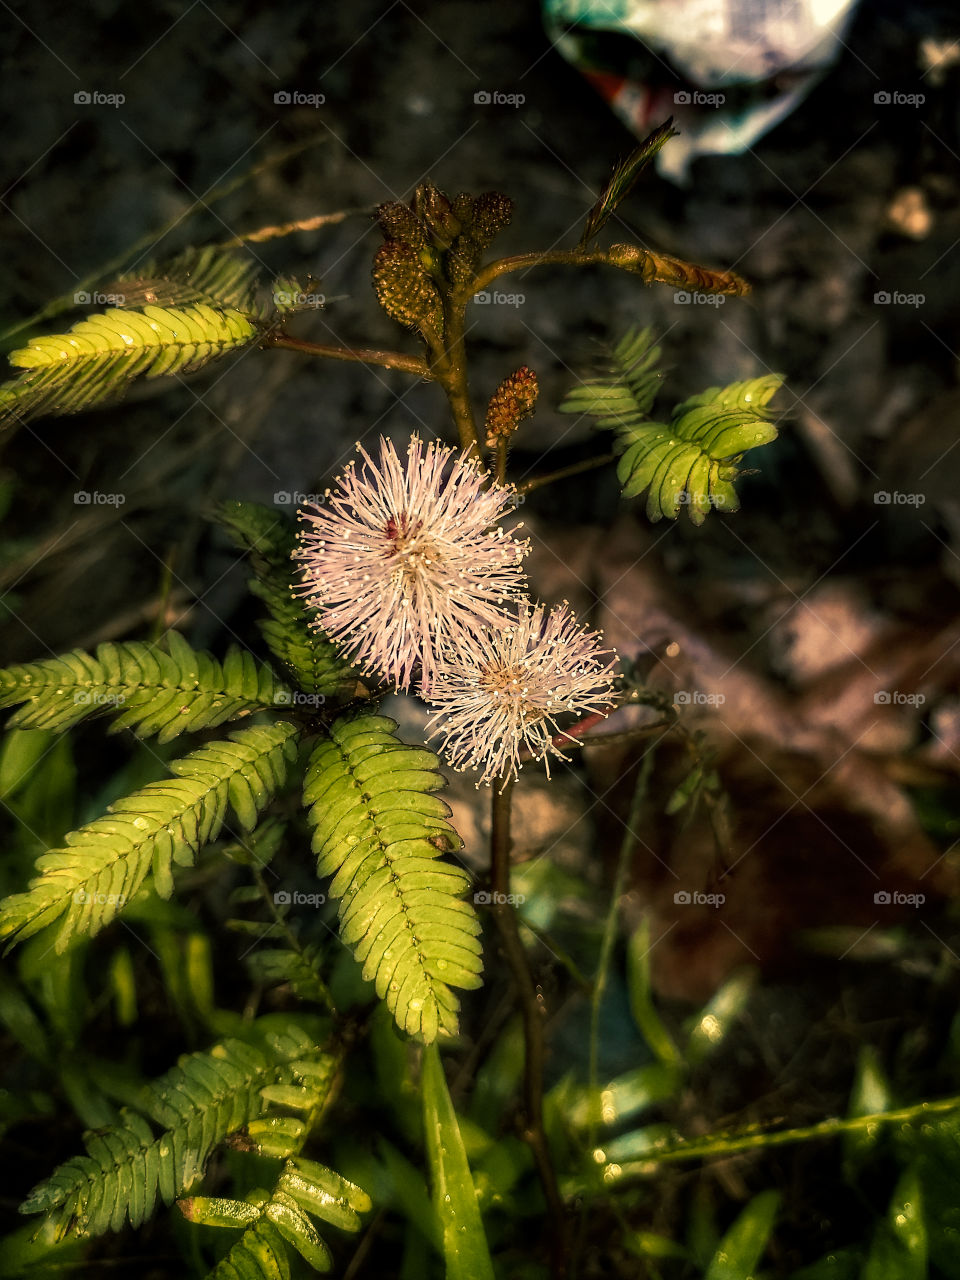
(293, 434, 529, 692)
(426, 601, 618, 785)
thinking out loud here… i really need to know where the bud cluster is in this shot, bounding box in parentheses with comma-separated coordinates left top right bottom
(372, 183, 514, 336)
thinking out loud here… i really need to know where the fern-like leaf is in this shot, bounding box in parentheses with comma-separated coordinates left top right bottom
(0, 722, 300, 952)
(560, 328, 782, 525)
(560, 327, 663, 428)
(184, 1158, 371, 1276)
(303, 713, 481, 1043)
(216, 501, 358, 701)
(245, 943, 331, 1006)
(112, 246, 263, 315)
(0, 303, 258, 426)
(0, 631, 290, 741)
(19, 1018, 330, 1241)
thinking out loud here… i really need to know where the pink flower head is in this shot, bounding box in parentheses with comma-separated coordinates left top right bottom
(426, 602, 618, 785)
(293, 434, 529, 692)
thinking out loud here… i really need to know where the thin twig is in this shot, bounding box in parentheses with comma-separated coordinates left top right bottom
(518, 452, 618, 495)
(587, 747, 656, 1152)
(266, 332, 432, 379)
(489, 775, 567, 1278)
(218, 206, 370, 247)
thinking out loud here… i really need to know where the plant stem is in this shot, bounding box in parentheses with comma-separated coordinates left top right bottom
(518, 452, 618, 495)
(266, 332, 432, 379)
(472, 250, 609, 295)
(489, 775, 567, 1277)
(431, 301, 480, 454)
(495, 436, 509, 485)
(604, 1094, 960, 1174)
(587, 747, 656, 1153)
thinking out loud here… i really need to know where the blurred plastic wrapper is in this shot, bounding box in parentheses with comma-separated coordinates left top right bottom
(543, 0, 861, 182)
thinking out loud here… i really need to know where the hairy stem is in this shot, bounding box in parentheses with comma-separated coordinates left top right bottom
(494, 436, 509, 485)
(490, 775, 567, 1277)
(266, 332, 432, 379)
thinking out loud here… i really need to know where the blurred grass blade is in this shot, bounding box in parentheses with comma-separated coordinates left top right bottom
(627, 918, 681, 1066)
(687, 969, 757, 1065)
(704, 1189, 779, 1280)
(844, 1044, 891, 1180)
(863, 1166, 926, 1279)
(422, 1043, 495, 1280)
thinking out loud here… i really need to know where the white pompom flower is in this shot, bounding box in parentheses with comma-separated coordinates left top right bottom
(293, 434, 529, 692)
(426, 601, 618, 785)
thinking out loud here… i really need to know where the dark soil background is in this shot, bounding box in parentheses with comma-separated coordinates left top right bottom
(3, 0, 960, 1276)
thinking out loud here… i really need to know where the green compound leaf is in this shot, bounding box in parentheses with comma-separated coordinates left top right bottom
(560, 327, 664, 427)
(560, 328, 782, 525)
(0, 302, 258, 427)
(303, 713, 481, 1043)
(0, 721, 300, 952)
(0, 632, 290, 742)
(18, 1018, 327, 1242)
(113, 245, 264, 315)
(216, 501, 358, 702)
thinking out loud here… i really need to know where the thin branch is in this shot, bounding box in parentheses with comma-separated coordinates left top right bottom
(218, 206, 370, 248)
(518, 452, 618, 495)
(588, 747, 656, 1152)
(265, 332, 432, 379)
(489, 775, 567, 1278)
(472, 250, 607, 295)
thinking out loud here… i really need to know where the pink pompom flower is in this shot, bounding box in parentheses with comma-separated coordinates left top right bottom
(426, 601, 618, 785)
(293, 435, 529, 692)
